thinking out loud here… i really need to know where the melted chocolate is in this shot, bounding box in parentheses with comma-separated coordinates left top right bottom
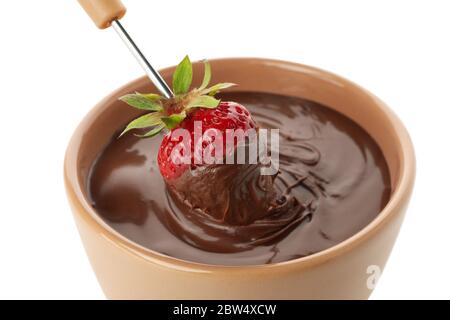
(88, 92, 391, 265)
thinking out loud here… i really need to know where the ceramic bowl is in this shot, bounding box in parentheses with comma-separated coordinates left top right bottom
(64, 58, 415, 299)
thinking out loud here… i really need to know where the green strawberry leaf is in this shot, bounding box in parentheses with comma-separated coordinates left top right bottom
(161, 112, 187, 130)
(120, 94, 163, 111)
(172, 55, 193, 95)
(138, 93, 164, 101)
(202, 83, 236, 96)
(198, 60, 211, 91)
(119, 112, 163, 137)
(187, 95, 220, 109)
(136, 124, 166, 138)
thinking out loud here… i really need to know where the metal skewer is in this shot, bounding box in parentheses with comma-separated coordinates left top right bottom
(78, 0, 174, 99)
(111, 20, 174, 98)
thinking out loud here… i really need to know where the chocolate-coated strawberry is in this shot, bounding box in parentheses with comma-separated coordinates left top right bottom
(120, 56, 292, 230)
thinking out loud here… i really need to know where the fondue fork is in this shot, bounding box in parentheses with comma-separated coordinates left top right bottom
(77, 0, 174, 99)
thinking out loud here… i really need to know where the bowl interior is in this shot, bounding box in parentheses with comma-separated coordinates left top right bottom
(67, 58, 414, 269)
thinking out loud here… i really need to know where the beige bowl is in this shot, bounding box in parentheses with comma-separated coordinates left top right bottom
(64, 58, 415, 299)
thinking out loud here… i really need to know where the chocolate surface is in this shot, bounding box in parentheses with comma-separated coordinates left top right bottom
(88, 92, 391, 266)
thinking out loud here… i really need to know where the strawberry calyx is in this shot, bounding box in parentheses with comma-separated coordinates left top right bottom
(119, 55, 236, 138)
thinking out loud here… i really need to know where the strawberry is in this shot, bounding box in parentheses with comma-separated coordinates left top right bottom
(119, 55, 257, 180)
(158, 101, 256, 180)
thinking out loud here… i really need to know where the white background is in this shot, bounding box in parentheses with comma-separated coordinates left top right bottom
(0, 0, 448, 300)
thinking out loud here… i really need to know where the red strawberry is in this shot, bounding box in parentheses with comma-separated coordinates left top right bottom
(119, 55, 257, 181)
(158, 101, 257, 180)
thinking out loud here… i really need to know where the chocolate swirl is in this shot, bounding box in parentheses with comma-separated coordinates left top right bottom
(163, 138, 321, 253)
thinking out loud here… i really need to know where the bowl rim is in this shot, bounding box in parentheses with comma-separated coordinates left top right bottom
(64, 57, 416, 274)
